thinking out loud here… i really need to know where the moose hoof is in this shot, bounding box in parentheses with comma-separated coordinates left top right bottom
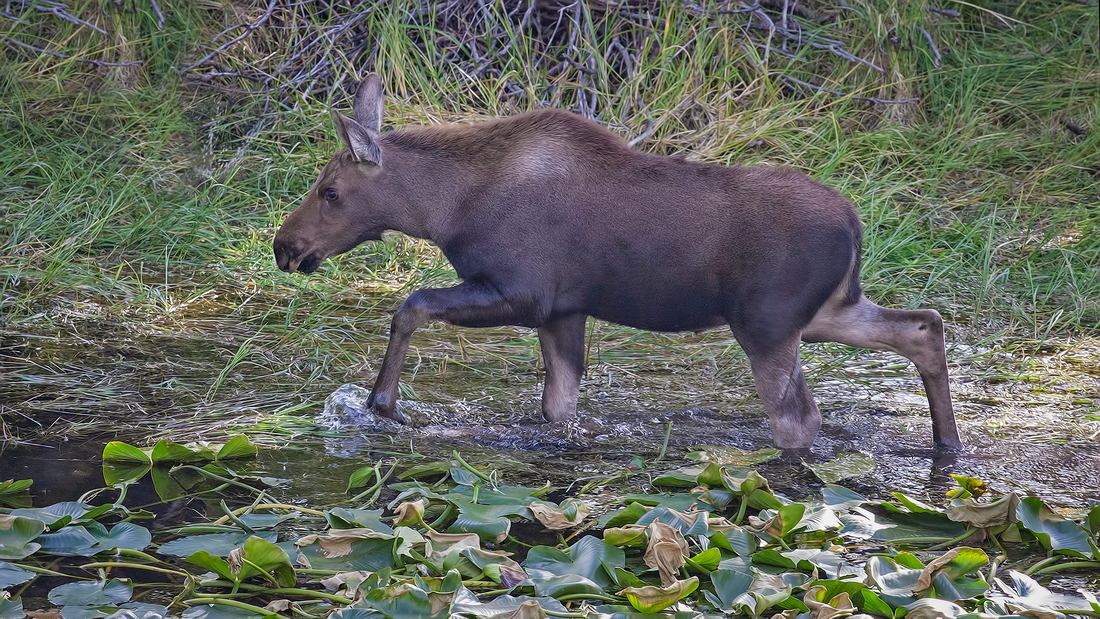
(368, 391, 399, 420)
(368, 393, 433, 427)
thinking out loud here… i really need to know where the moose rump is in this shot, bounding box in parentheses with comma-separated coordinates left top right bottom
(273, 72, 961, 450)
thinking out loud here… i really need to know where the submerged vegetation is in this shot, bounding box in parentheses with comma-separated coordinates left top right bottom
(0, 0, 1098, 615)
(1, 438, 1098, 616)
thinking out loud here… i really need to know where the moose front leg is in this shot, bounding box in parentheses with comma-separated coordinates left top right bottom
(367, 281, 541, 423)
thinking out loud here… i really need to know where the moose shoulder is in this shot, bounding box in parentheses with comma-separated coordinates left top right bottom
(273, 73, 962, 450)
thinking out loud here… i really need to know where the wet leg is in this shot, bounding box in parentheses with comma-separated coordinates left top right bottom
(802, 295, 961, 448)
(537, 314, 587, 422)
(368, 281, 542, 423)
(738, 333, 822, 449)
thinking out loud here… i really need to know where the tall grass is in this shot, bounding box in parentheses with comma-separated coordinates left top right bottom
(0, 0, 1097, 440)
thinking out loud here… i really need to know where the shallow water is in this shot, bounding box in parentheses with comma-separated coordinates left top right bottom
(1, 286, 1098, 510)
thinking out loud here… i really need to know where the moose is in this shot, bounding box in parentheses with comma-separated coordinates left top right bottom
(274, 73, 962, 450)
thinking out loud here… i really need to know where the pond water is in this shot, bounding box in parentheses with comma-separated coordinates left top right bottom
(1, 283, 1098, 511)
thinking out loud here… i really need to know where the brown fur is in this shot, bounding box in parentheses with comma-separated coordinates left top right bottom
(273, 73, 962, 450)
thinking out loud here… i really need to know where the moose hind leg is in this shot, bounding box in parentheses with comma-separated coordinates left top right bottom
(537, 314, 587, 422)
(802, 296, 961, 448)
(738, 333, 822, 449)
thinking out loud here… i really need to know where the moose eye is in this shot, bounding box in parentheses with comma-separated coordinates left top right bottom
(324, 188, 338, 202)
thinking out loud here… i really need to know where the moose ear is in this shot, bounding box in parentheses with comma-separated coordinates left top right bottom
(353, 73, 384, 135)
(332, 110, 382, 165)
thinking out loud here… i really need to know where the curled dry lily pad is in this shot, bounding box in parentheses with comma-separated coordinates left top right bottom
(392, 500, 426, 527)
(945, 492, 1021, 529)
(642, 520, 689, 586)
(803, 584, 857, 619)
(748, 503, 807, 541)
(527, 498, 589, 530)
(620, 576, 699, 613)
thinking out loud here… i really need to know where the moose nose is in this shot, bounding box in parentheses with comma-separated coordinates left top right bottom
(273, 236, 299, 273)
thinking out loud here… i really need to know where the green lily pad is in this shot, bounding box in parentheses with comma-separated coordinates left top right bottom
(0, 480, 32, 509)
(451, 594, 570, 618)
(635, 506, 709, 536)
(599, 501, 650, 528)
(1017, 496, 1096, 558)
(523, 536, 625, 591)
(216, 435, 258, 459)
(653, 463, 722, 488)
(157, 531, 278, 557)
(102, 442, 152, 464)
(803, 452, 876, 483)
(687, 446, 782, 465)
(182, 604, 277, 619)
(446, 498, 515, 543)
(712, 527, 757, 558)
(48, 578, 132, 606)
(0, 560, 34, 589)
(822, 485, 867, 511)
(186, 536, 294, 587)
(327, 507, 393, 533)
(0, 594, 23, 619)
(903, 597, 965, 619)
(0, 515, 46, 560)
(865, 555, 922, 607)
(989, 569, 1095, 614)
(104, 602, 171, 619)
(703, 568, 754, 609)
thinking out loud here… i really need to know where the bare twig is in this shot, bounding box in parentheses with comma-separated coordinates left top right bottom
(780, 74, 920, 105)
(919, 27, 942, 67)
(627, 117, 655, 148)
(928, 5, 962, 18)
(2, 34, 141, 66)
(148, 0, 164, 30)
(3, 0, 107, 34)
(183, 0, 278, 71)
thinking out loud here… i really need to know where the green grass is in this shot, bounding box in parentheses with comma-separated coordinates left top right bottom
(0, 0, 1097, 440)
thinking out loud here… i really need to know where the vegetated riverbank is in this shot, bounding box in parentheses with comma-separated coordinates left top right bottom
(1, 2, 1097, 483)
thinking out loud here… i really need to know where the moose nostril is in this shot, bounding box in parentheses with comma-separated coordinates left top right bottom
(273, 239, 298, 272)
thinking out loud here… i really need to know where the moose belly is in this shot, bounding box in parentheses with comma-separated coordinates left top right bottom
(581, 275, 728, 333)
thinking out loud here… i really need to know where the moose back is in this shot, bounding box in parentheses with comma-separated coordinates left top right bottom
(273, 73, 962, 449)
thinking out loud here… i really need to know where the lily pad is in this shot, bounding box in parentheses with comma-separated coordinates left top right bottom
(523, 536, 625, 591)
(1017, 496, 1096, 558)
(620, 576, 699, 613)
(803, 452, 876, 483)
(48, 578, 132, 606)
(0, 560, 34, 589)
(0, 594, 23, 619)
(157, 531, 278, 557)
(0, 514, 46, 560)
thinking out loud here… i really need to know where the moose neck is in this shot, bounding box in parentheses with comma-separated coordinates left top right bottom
(378, 134, 477, 245)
